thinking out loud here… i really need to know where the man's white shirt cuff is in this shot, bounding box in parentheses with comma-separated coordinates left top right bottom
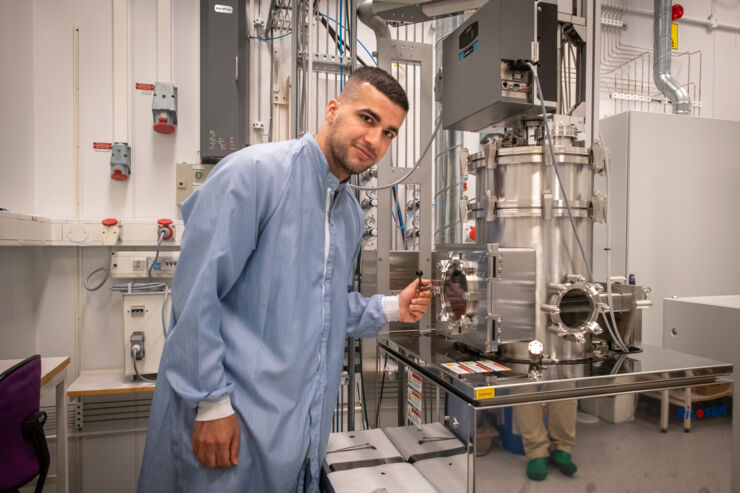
(195, 395, 235, 421)
(382, 295, 401, 322)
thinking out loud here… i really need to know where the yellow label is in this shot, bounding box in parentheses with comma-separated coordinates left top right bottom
(671, 23, 678, 50)
(475, 387, 495, 400)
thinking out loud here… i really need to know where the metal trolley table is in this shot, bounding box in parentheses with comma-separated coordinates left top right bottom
(374, 331, 733, 493)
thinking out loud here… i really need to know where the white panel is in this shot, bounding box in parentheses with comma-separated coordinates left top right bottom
(172, 0, 200, 170)
(33, 1, 84, 218)
(33, 247, 78, 376)
(0, 247, 36, 358)
(0, 0, 35, 215)
(600, 112, 740, 346)
(82, 433, 139, 493)
(712, 29, 740, 121)
(82, 247, 125, 371)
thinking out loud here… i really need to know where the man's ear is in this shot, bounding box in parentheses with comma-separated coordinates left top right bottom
(325, 99, 340, 124)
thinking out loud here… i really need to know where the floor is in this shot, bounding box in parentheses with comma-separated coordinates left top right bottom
(326, 394, 732, 493)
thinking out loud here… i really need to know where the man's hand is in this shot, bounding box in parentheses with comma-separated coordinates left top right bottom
(192, 414, 241, 468)
(399, 278, 432, 323)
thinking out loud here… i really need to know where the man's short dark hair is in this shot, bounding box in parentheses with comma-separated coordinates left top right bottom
(341, 67, 409, 112)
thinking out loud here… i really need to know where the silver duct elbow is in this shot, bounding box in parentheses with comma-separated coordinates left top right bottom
(358, 0, 390, 40)
(653, 0, 691, 114)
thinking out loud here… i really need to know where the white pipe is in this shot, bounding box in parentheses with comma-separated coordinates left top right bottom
(653, 0, 690, 114)
(157, 0, 172, 82)
(113, 0, 129, 142)
(621, 6, 740, 34)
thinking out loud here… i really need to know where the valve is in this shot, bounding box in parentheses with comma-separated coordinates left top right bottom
(361, 198, 378, 209)
(157, 218, 175, 241)
(101, 218, 121, 246)
(152, 82, 178, 134)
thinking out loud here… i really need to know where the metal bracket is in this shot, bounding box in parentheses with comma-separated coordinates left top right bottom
(542, 191, 553, 219)
(591, 136, 607, 173)
(485, 191, 497, 221)
(591, 191, 607, 223)
(459, 197, 469, 222)
(460, 147, 469, 177)
(483, 140, 498, 169)
(75, 398, 84, 431)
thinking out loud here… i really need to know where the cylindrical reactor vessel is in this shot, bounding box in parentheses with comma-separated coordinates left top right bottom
(470, 120, 596, 361)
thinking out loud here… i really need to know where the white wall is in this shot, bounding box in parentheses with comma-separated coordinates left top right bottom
(599, 0, 740, 121)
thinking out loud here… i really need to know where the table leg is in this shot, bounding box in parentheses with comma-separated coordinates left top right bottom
(56, 375, 69, 493)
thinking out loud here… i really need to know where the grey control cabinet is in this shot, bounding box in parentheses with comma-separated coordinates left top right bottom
(200, 0, 249, 163)
(441, 0, 557, 132)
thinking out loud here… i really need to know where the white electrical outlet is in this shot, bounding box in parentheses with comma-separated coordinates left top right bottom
(123, 292, 170, 376)
(111, 251, 180, 278)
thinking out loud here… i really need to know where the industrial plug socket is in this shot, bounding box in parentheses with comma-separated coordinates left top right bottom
(101, 218, 121, 245)
(157, 218, 175, 241)
(152, 82, 178, 134)
(110, 143, 131, 181)
(130, 331, 145, 360)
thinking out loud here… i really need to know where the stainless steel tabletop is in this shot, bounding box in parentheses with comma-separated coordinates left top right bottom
(377, 331, 733, 408)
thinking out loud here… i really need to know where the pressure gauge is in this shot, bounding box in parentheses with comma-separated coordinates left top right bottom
(528, 340, 544, 357)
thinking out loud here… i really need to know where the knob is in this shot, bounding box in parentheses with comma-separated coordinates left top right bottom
(361, 198, 378, 209)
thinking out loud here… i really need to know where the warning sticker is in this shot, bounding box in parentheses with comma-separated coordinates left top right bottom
(442, 362, 474, 375)
(407, 388, 423, 410)
(407, 369, 423, 392)
(136, 83, 155, 92)
(460, 361, 494, 373)
(407, 405, 422, 427)
(93, 142, 112, 151)
(477, 360, 511, 372)
(475, 387, 496, 400)
(671, 23, 678, 50)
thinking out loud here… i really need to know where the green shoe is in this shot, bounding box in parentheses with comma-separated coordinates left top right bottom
(526, 457, 548, 481)
(550, 450, 577, 476)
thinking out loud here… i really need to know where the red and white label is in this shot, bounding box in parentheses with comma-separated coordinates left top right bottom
(461, 361, 494, 373)
(407, 370, 423, 392)
(136, 83, 155, 91)
(407, 388, 423, 410)
(478, 360, 511, 372)
(407, 404, 422, 427)
(93, 142, 112, 151)
(442, 362, 474, 375)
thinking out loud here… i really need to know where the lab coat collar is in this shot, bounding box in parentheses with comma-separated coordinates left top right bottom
(302, 133, 346, 193)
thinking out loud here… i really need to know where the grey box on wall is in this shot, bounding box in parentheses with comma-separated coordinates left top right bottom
(200, 0, 249, 163)
(441, 0, 557, 132)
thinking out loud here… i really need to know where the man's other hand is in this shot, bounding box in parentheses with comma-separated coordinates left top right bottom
(399, 278, 432, 323)
(192, 413, 241, 468)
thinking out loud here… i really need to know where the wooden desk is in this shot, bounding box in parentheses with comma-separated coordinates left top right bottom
(0, 356, 70, 493)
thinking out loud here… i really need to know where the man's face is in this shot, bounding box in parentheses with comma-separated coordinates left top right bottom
(324, 82, 407, 179)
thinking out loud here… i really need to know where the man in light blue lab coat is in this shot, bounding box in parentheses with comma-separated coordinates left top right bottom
(138, 67, 432, 492)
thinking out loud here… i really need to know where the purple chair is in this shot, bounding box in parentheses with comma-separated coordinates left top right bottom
(0, 355, 50, 493)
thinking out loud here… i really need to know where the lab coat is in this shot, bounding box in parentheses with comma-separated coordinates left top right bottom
(138, 134, 388, 492)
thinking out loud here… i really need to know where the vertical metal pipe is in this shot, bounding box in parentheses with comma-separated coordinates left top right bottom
(434, 15, 463, 245)
(653, 0, 690, 114)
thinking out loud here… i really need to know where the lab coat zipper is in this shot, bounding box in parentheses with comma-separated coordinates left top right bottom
(320, 187, 332, 366)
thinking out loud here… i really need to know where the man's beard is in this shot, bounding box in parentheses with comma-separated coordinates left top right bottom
(326, 129, 355, 177)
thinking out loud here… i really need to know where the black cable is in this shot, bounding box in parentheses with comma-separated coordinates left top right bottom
(84, 247, 113, 291)
(374, 352, 388, 428)
(148, 229, 168, 282)
(131, 347, 156, 383)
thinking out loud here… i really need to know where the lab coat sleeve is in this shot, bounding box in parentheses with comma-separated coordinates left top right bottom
(163, 153, 283, 411)
(345, 237, 393, 338)
(346, 292, 388, 338)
